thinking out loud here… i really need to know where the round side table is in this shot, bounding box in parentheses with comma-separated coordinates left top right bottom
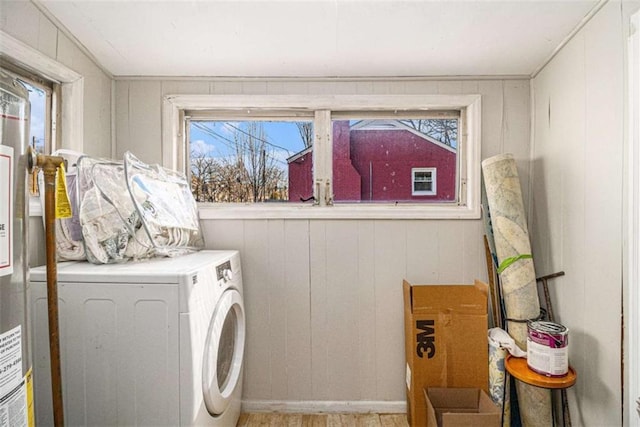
(505, 355, 576, 389)
(505, 355, 577, 426)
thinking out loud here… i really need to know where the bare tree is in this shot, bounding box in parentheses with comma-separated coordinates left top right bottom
(212, 159, 248, 203)
(232, 122, 265, 202)
(190, 121, 290, 202)
(190, 149, 219, 202)
(296, 122, 313, 148)
(402, 119, 458, 147)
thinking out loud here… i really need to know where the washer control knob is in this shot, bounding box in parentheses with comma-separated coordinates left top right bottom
(223, 269, 233, 282)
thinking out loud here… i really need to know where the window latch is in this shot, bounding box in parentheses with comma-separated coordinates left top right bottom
(325, 180, 333, 206)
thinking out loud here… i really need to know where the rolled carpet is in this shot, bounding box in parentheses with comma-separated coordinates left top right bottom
(488, 334, 510, 426)
(481, 153, 552, 426)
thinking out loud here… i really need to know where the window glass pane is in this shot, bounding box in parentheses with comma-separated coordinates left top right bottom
(17, 80, 47, 154)
(189, 120, 312, 203)
(14, 78, 49, 196)
(415, 182, 432, 191)
(329, 118, 458, 203)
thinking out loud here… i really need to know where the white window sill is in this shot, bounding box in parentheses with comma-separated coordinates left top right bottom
(31, 198, 480, 220)
(197, 202, 481, 220)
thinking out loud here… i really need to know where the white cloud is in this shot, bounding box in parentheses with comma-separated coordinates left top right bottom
(191, 139, 215, 156)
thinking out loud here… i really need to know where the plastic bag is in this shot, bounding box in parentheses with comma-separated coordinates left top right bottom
(77, 155, 153, 264)
(38, 149, 86, 261)
(124, 151, 204, 257)
(76, 152, 204, 264)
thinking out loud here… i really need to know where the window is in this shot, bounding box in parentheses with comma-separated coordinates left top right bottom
(1, 65, 55, 195)
(412, 168, 436, 196)
(330, 116, 457, 203)
(2, 30, 83, 154)
(1, 66, 55, 155)
(187, 119, 313, 203)
(2, 31, 83, 219)
(163, 94, 481, 219)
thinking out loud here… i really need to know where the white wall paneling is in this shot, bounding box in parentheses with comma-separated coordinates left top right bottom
(243, 220, 273, 399)
(530, 2, 626, 425)
(282, 220, 312, 400)
(626, 5, 640, 426)
(202, 218, 493, 406)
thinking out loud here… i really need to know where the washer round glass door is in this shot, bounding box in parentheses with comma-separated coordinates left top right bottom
(202, 288, 245, 415)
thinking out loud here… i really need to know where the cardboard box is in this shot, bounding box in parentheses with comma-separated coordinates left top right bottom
(425, 388, 501, 427)
(403, 280, 489, 427)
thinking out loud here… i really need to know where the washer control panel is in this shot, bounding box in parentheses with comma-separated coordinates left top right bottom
(216, 260, 233, 281)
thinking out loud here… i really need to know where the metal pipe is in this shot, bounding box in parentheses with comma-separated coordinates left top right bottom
(536, 271, 571, 427)
(28, 147, 65, 427)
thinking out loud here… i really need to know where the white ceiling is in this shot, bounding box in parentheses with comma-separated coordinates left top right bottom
(36, 0, 600, 78)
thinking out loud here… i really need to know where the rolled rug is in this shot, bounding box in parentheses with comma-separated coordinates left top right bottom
(488, 331, 511, 426)
(481, 153, 552, 426)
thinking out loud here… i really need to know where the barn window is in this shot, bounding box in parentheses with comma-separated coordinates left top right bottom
(163, 94, 481, 219)
(412, 168, 437, 196)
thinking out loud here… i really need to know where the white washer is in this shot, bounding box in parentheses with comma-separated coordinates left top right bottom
(30, 250, 245, 426)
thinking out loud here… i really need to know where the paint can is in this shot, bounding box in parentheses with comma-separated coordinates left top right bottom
(526, 321, 569, 377)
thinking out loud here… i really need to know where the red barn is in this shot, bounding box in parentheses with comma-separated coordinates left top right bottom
(287, 120, 457, 203)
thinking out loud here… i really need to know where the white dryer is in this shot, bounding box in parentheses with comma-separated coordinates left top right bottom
(30, 250, 245, 426)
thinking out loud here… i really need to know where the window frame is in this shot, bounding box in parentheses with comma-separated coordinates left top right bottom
(411, 167, 437, 196)
(1, 66, 55, 155)
(0, 30, 83, 153)
(185, 115, 314, 203)
(162, 94, 482, 219)
(1, 30, 83, 217)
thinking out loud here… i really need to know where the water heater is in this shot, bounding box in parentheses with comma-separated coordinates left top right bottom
(0, 69, 34, 426)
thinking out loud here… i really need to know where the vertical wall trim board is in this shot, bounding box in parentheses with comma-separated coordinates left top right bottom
(527, 79, 536, 231)
(127, 83, 131, 158)
(626, 8, 640, 426)
(619, 4, 627, 423)
(111, 79, 116, 159)
(54, 21, 58, 59)
(500, 80, 505, 153)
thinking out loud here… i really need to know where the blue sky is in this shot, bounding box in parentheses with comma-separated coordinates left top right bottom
(20, 80, 46, 152)
(190, 121, 308, 168)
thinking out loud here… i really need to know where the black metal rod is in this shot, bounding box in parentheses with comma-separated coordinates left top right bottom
(536, 271, 571, 427)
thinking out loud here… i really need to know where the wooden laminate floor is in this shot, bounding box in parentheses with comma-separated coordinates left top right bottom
(237, 413, 409, 427)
